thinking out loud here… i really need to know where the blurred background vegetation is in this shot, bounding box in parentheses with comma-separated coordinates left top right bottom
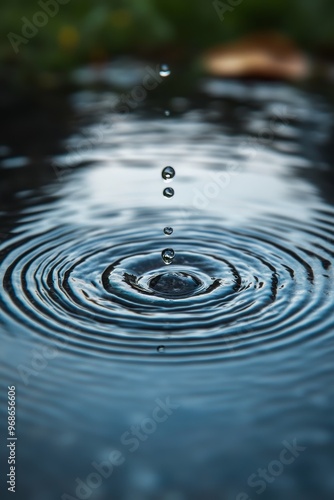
(0, 0, 334, 88)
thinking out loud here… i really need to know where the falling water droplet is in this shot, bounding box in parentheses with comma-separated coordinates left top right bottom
(159, 64, 171, 77)
(162, 166, 175, 181)
(157, 346, 165, 353)
(163, 187, 174, 198)
(164, 110, 170, 117)
(161, 164, 175, 264)
(161, 248, 175, 265)
(164, 227, 173, 235)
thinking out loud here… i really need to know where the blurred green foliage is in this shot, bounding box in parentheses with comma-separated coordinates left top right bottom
(0, 0, 333, 78)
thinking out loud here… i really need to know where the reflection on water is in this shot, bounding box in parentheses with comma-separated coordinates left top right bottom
(0, 80, 334, 499)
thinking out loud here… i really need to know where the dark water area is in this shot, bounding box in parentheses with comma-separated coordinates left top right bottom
(0, 78, 334, 499)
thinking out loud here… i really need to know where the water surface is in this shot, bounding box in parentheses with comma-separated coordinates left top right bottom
(0, 80, 334, 499)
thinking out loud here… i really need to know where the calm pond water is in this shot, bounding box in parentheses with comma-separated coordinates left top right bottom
(0, 78, 334, 499)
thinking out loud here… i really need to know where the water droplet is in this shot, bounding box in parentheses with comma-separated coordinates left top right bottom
(161, 248, 175, 265)
(162, 166, 175, 181)
(164, 110, 170, 117)
(164, 227, 173, 235)
(163, 187, 174, 198)
(157, 346, 165, 353)
(159, 64, 170, 77)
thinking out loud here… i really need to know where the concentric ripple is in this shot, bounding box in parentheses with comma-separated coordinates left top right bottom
(0, 210, 333, 361)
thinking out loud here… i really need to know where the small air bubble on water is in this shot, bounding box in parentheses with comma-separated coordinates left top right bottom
(163, 187, 174, 198)
(159, 64, 171, 77)
(164, 227, 173, 235)
(162, 248, 175, 265)
(162, 166, 175, 181)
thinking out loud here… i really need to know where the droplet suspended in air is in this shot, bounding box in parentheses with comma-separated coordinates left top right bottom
(164, 227, 173, 235)
(162, 166, 175, 181)
(157, 346, 165, 353)
(163, 187, 174, 198)
(161, 248, 175, 265)
(164, 110, 170, 117)
(159, 64, 171, 78)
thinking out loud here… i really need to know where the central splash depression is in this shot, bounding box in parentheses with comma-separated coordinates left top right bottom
(105, 247, 224, 299)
